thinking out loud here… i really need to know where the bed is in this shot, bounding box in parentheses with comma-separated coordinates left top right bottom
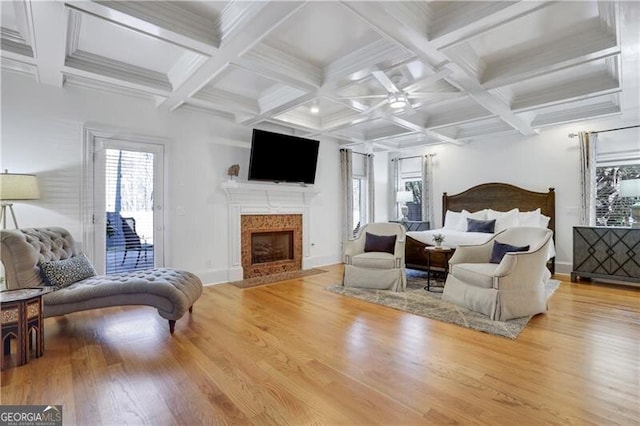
(405, 182, 556, 274)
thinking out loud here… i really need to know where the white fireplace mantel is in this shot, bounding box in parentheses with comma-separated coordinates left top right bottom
(221, 180, 320, 281)
(221, 180, 319, 206)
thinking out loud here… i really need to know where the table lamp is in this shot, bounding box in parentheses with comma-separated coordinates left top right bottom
(619, 178, 640, 228)
(0, 170, 40, 229)
(396, 190, 413, 221)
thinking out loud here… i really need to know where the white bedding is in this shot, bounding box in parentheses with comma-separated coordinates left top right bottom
(407, 227, 556, 260)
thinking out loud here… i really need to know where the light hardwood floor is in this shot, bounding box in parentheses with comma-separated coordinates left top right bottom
(1, 264, 639, 425)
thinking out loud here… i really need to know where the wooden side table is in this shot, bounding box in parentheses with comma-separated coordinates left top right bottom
(1, 287, 52, 370)
(424, 246, 454, 292)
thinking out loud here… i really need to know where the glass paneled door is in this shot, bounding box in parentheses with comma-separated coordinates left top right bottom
(91, 137, 164, 274)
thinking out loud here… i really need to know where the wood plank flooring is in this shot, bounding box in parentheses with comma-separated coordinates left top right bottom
(1, 264, 639, 425)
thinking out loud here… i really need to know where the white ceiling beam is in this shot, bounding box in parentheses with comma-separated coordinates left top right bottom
(66, 1, 218, 55)
(159, 2, 306, 112)
(429, 2, 554, 50)
(30, 1, 67, 86)
(342, 1, 537, 136)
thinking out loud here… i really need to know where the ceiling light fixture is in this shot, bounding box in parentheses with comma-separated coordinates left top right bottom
(388, 93, 408, 109)
(310, 102, 320, 114)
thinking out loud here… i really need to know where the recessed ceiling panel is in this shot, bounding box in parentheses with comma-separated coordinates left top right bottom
(0, 3, 18, 31)
(469, 2, 600, 63)
(264, 2, 380, 67)
(77, 13, 187, 74)
(208, 65, 278, 99)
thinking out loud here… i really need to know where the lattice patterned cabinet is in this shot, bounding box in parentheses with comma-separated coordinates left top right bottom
(572, 227, 640, 283)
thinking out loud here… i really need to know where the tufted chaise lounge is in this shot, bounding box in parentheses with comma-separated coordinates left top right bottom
(1, 227, 203, 334)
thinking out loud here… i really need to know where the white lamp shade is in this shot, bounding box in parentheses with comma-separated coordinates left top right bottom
(619, 179, 640, 198)
(396, 190, 413, 203)
(0, 173, 40, 200)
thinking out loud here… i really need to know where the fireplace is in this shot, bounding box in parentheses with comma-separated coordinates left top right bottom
(251, 231, 294, 264)
(241, 214, 302, 278)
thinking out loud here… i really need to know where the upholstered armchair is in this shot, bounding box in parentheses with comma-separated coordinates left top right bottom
(343, 222, 406, 291)
(442, 227, 553, 321)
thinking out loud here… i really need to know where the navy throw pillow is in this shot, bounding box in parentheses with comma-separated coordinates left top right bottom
(364, 232, 397, 254)
(490, 241, 530, 264)
(466, 218, 496, 233)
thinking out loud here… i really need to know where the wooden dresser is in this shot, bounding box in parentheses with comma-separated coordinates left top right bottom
(571, 226, 640, 283)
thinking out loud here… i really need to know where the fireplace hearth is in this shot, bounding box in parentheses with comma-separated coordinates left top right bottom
(241, 214, 302, 278)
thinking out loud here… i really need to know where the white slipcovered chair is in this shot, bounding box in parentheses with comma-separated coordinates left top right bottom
(442, 227, 553, 321)
(343, 222, 406, 291)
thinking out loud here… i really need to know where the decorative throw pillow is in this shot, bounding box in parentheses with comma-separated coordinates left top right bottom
(487, 208, 519, 233)
(490, 241, 530, 264)
(364, 232, 397, 254)
(443, 210, 461, 230)
(518, 208, 542, 227)
(39, 253, 97, 289)
(466, 218, 496, 233)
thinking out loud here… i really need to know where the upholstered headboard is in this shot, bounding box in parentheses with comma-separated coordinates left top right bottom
(0, 227, 80, 289)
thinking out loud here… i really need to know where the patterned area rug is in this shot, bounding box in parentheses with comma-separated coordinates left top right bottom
(326, 270, 560, 339)
(229, 268, 328, 289)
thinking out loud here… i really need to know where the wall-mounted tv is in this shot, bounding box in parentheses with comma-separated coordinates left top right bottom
(248, 129, 320, 184)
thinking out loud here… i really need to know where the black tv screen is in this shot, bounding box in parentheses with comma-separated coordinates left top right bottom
(248, 129, 320, 184)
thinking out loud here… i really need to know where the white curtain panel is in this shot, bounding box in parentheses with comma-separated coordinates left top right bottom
(366, 153, 375, 224)
(389, 156, 400, 220)
(422, 154, 435, 227)
(340, 148, 354, 249)
(578, 131, 597, 226)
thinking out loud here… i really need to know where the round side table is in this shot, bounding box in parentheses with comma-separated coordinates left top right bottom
(1, 287, 52, 370)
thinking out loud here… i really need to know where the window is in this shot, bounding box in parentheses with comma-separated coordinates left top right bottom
(397, 157, 422, 221)
(594, 127, 640, 227)
(596, 164, 640, 226)
(352, 177, 365, 231)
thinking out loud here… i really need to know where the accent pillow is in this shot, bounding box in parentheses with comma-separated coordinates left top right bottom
(443, 210, 461, 230)
(466, 218, 496, 233)
(539, 214, 551, 228)
(488, 208, 519, 232)
(490, 241, 530, 264)
(455, 209, 488, 231)
(39, 253, 97, 289)
(518, 208, 542, 227)
(364, 232, 397, 254)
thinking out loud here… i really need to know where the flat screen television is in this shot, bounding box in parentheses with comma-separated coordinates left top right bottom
(248, 129, 320, 184)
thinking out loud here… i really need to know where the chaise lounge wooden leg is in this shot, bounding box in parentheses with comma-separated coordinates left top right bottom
(168, 320, 176, 334)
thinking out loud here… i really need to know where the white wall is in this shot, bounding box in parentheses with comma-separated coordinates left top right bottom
(1, 72, 342, 284)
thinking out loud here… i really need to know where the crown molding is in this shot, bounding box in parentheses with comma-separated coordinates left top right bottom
(63, 73, 157, 102)
(1, 56, 37, 77)
(0, 36, 33, 58)
(244, 42, 323, 88)
(93, 0, 219, 48)
(65, 50, 171, 92)
(532, 98, 622, 128)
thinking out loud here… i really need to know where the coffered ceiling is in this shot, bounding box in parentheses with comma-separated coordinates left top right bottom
(2, 1, 639, 150)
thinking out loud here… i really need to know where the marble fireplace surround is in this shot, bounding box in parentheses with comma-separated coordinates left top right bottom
(221, 181, 319, 282)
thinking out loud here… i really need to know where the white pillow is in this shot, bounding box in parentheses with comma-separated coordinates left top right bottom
(456, 209, 488, 231)
(518, 208, 542, 227)
(443, 210, 461, 230)
(488, 208, 519, 232)
(540, 214, 551, 228)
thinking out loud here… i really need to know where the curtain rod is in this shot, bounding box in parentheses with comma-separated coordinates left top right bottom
(391, 153, 436, 161)
(568, 124, 639, 138)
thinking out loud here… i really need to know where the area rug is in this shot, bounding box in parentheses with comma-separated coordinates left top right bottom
(326, 270, 561, 339)
(229, 268, 328, 289)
